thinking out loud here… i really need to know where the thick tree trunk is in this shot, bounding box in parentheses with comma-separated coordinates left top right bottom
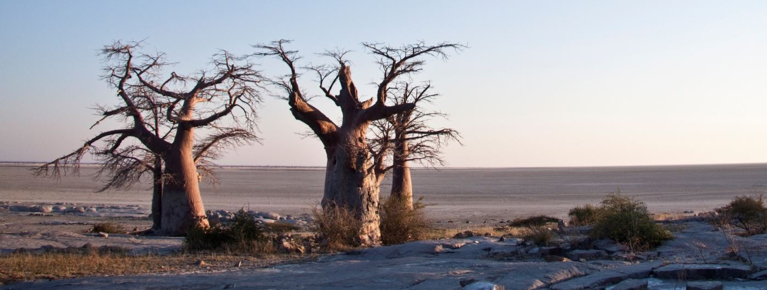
(391, 137, 414, 209)
(151, 156, 163, 230)
(322, 128, 381, 246)
(159, 126, 208, 235)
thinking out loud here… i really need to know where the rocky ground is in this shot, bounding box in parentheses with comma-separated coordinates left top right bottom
(2, 202, 767, 289)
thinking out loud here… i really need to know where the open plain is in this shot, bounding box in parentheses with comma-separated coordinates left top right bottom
(3, 163, 767, 289)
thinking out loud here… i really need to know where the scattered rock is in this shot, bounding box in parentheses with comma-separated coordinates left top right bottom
(463, 281, 504, 290)
(261, 212, 281, 220)
(87, 207, 98, 212)
(652, 264, 753, 280)
(69, 207, 86, 213)
(686, 281, 723, 290)
(208, 215, 221, 227)
(442, 242, 466, 249)
(33, 205, 53, 213)
(254, 217, 276, 224)
(10, 205, 32, 212)
(52, 205, 67, 212)
(611, 279, 647, 290)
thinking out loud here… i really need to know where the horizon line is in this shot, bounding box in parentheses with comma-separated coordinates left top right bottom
(3, 161, 766, 170)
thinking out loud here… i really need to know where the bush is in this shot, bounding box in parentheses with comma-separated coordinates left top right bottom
(715, 195, 767, 235)
(521, 226, 556, 246)
(379, 196, 430, 246)
(310, 206, 362, 251)
(90, 223, 126, 234)
(568, 204, 601, 226)
(589, 194, 673, 251)
(184, 209, 294, 253)
(184, 224, 234, 251)
(508, 215, 561, 228)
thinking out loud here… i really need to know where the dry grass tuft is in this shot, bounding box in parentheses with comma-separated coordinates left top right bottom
(310, 206, 362, 252)
(0, 252, 304, 285)
(379, 197, 430, 245)
(507, 215, 560, 228)
(520, 226, 556, 246)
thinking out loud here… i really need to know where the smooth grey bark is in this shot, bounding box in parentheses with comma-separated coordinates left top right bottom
(322, 127, 382, 244)
(390, 138, 414, 209)
(158, 125, 208, 235)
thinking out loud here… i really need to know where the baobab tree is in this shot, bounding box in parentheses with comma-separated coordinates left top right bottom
(36, 41, 262, 235)
(372, 82, 461, 209)
(256, 40, 462, 245)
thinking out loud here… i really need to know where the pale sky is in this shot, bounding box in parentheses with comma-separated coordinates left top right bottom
(1, 1, 766, 167)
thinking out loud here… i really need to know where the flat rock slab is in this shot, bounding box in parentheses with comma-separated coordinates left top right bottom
(463, 281, 505, 290)
(748, 269, 767, 280)
(611, 278, 648, 290)
(686, 281, 723, 290)
(652, 263, 753, 280)
(549, 262, 660, 290)
(493, 262, 598, 290)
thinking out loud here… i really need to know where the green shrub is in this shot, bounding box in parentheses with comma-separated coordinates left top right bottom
(184, 209, 292, 253)
(379, 196, 430, 246)
(715, 195, 767, 235)
(508, 215, 561, 228)
(90, 223, 126, 234)
(568, 204, 601, 226)
(589, 194, 673, 251)
(310, 206, 362, 251)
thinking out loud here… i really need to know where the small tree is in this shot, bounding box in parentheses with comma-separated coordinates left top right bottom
(36, 41, 262, 235)
(256, 40, 462, 245)
(371, 81, 461, 209)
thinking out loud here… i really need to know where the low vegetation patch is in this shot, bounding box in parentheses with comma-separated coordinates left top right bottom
(379, 196, 430, 246)
(0, 251, 295, 285)
(520, 226, 556, 246)
(310, 206, 362, 252)
(90, 222, 126, 234)
(508, 215, 561, 228)
(714, 195, 767, 236)
(588, 193, 673, 251)
(184, 209, 297, 254)
(568, 204, 601, 226)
